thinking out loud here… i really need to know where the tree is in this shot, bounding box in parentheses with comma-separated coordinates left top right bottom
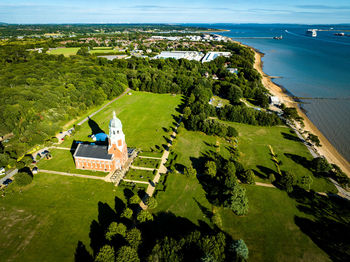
(307, 133, 321, 147)
(299, 175, 313, 190)
(227, 126, 238, 137)
(145, 197, 158, 209)
(129, 194, 141, 205)
(14, 172, 33, 186)
(231, 239, 249, 261)
(126, 228, 142, 249)
(228, 184, 249, 216)
(268, 173, 276, 183)
(121, 208, 133, 219)
(281, 171, 296, 193)
(95, 245, 115, 262)
(115, 246, 139, 262)
(311, 157, 331, 174)
(204, 161, 217, 177)
(137, 210, 153, 223)
(184, 164, 197, 177)
(105, 222, 127, 241)
(241, 169, 255, 184)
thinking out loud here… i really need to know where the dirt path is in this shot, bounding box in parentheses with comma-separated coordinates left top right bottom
(139, 118, 182, 210)
(138, 156, 162, 160)
(39, 169, 106, 180)
(130, 166, 156, 171)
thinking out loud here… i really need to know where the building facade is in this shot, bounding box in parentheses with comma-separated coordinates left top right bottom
(73, 111, 128, 172)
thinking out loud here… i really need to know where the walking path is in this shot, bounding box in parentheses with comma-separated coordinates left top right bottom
(122, 179, 149, 185)
(139, 117, 182, 210)
(39, 169, 105, 180)
(329, 178, 350, 201)
(130, 166, 156, 171)
(138, 156, 162, 160)
(51, 146, 71, 150)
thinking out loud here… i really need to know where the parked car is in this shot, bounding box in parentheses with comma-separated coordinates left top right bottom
(3, 179, 13, 186)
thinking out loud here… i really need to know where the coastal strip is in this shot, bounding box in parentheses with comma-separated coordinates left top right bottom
(228, 38, 350, 176)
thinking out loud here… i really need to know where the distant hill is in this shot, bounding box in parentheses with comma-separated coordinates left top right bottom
(0, 22, 8, 25)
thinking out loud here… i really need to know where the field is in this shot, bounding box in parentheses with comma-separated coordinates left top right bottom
(37, 149, 107, 177)
(224, 122, 336, 193)
(61, 91, 183, 151)
(153, 172, 329, 261)
(0, 174, 125, 262)
(124, 169, 155, 182)
(47, 47, 80, 56)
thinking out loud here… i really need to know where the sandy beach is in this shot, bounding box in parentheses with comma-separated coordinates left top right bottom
(229, 39, 350, 176)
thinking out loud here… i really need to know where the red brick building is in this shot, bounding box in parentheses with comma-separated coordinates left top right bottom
(73, 111, 128, 172)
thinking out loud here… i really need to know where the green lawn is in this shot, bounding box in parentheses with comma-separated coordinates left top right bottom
(153, 172, 329, 261)
(37, 149, 107, 177)
(61, 91, 182, 151)
(124, 169, 155, 182)
(48, 47, 80, 56)
(132, 157, 160, 169)
(0, 174, 125, 262)
(172, 127, 231, 170)
(223, 122, 336, 193)
(210, 95, 230, 107)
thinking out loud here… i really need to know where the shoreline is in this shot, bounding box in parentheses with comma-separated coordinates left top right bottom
(230, 39, 350, 176)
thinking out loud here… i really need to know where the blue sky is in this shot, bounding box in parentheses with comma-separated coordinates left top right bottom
(1, 0, 350, 24)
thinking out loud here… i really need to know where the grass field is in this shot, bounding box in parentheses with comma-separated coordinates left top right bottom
(153, 171, 329, 261)
(132, 157, 160, 169)
(48, 47, 80, 56)
(223, 122, 336, 193)
(0, 174, 125, 262)
(37, 149, 107, 177)
(61, 91, 183, 151)
(124, 169, 155, 182)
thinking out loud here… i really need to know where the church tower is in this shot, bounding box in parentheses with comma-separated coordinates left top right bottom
(108, 111, 128, 169)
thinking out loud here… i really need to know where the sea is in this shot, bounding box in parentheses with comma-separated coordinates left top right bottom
(186, 23, 350, 163)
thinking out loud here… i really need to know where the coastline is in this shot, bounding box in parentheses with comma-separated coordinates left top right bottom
(231, 39, 350, 176)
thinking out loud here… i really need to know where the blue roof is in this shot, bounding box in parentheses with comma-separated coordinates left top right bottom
(95, 133, 108, 142)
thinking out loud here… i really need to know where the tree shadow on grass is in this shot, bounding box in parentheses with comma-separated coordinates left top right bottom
(256, 165, 278, 180)
(281, 131, 303, 142)
(290, 188, 350, 262)
(284, 153, 311, 170)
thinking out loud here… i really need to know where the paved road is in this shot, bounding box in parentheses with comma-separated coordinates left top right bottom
(0, 169, 18, 184)
(329, 178, 350, 200)
(77, 88, 130, 126)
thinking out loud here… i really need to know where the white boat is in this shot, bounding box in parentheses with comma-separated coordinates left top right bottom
(306, 29, 317, 37)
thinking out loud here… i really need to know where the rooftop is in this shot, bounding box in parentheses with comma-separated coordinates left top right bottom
(74, 144, 113, 160)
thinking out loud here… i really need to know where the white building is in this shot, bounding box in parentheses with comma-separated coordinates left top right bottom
(269, 96, 281, 105)
(202, 52, 231, 63)
(154, 51, 204, 61)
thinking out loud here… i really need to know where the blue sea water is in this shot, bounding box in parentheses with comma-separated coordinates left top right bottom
(187, 24, 350, 162)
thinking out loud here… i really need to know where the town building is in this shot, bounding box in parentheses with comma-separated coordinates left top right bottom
(202, 51, 231, 63)
(154, 51, 204, 61)
(73, 111, 128, 172)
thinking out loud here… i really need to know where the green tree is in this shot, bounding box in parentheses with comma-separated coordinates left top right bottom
(121, 208, 133, 219)
(115, 246, 139, 262)
(145, 197, 158, 209)
(228, 184, 249, 216)
(311, 157, 331, 173)
(137, 210, 153, 223)
(231, 239, 249, 261)
(299, 175, 313, 190)
(281, 171, 296, 193)
(14, 172, 33, 186)
(204, 161, 217, 177)
(129, 194, 141, 205)
(242, 169, 255, 184)
(269, 173, 276, 183)
(105, 222, 127, 241)
(184, 164, 197, 177)
(95, 245, 115, 262)
(126, 228, 142, 249)
(307, 133, 321, 147)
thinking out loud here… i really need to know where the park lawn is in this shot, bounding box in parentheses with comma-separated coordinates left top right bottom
(172, 127, 231, 171)
(153, 172, 329, 261)
(218, 185, 330, 261)
(132, 157, 160, 169)
(210, 95, 230, 107)
(0, 173, 125, 262)
(153, 173, 212, 226)
(223, 122, 336, 193)
(61, 91, 183, 151)
(37, 149, 107, 177)
(124, 169, 155, 182)
(48, 47, 80, 56)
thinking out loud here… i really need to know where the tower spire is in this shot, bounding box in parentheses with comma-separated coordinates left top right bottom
(113, 111, 116, 119)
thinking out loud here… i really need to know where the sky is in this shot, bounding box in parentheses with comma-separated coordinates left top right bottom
(1, 0, 350, 24)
